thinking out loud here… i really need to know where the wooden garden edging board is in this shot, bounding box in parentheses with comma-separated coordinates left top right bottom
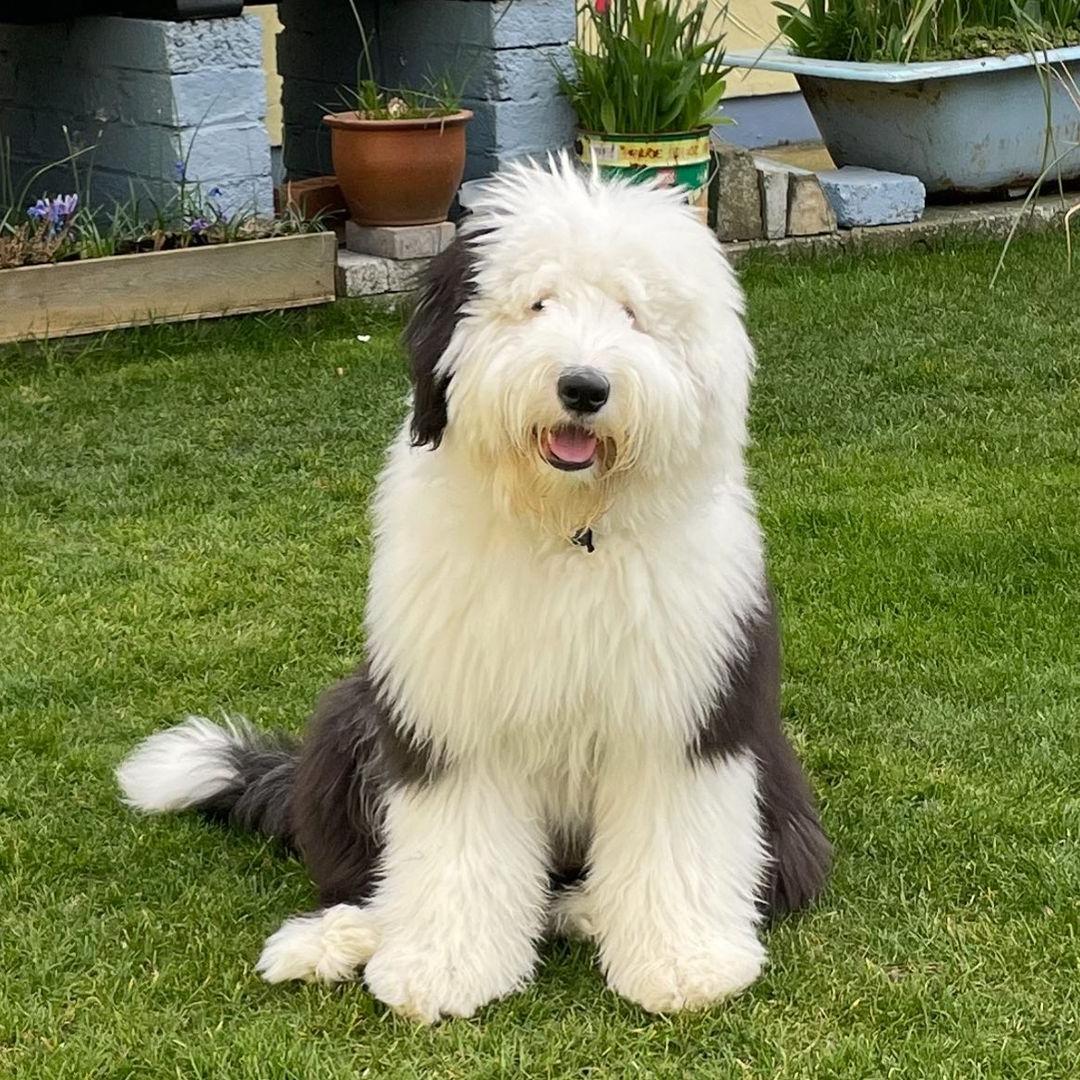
(0, 231, 338, 344)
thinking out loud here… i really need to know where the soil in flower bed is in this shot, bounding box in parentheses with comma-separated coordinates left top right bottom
(0, 220, 319, 271)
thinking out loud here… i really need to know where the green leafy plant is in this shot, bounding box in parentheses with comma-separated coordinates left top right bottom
(336, 0, 462, 119)
(776, 0, 1080, 63)
(336, 76, 462, 121)
(558, 0, 729, 134)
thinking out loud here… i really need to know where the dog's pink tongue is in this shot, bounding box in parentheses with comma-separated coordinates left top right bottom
(549, 428, 597, 463)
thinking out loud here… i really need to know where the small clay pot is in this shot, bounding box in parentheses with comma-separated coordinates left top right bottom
(323, 110, 473, 227)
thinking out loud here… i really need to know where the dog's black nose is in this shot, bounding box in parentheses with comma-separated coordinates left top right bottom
(557, 367, 610, 415)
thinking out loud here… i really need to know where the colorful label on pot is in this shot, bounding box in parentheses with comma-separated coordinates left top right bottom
(577, 132, 711, 208)
(579, 134, 711, 169)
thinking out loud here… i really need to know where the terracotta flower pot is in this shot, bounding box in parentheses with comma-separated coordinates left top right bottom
(323, 110, 473, 227)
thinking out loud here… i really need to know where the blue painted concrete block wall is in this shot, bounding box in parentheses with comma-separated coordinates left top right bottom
(279, 0, 576, 182)
(1, 0, 579, 218)
(0, 15, 272, 217)
(277, 0, 376, 180)
(379, 0, 576, 179)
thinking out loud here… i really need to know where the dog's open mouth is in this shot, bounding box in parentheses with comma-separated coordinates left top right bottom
(542, 425, 598, 471)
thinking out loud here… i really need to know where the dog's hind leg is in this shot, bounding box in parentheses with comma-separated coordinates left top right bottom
(253, 669, 401, 985)
(256, 904, 380, 984)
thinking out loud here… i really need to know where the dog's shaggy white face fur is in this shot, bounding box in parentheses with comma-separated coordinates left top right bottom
(117, 159, 830, 1024)
(434, 161, 751, 538)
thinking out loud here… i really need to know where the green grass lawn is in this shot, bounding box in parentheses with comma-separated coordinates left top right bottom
(2, 233, 1078, 1079)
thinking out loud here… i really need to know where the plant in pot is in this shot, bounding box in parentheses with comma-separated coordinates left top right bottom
(323, 5, 472, 227)
(557, 0, 729, 216)
(722, 0, 1080, 193)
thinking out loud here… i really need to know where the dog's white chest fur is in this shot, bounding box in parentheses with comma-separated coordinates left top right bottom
(366, 436, 765, 771)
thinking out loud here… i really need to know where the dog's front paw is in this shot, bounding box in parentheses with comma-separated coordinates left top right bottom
(605, 938, 765, 1014)
(256, 904, 379, 984)
(363, 938, 533, 1023)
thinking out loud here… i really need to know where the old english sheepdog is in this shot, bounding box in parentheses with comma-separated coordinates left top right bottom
(117, 157, 830, 1022)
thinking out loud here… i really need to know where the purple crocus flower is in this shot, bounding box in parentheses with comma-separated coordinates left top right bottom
(207, 186, 229, 222)
(27, 194, 78, 233)
(175, 160, 186, 182)
(188, 216, 210, 235)
(53, 193, 78, 220)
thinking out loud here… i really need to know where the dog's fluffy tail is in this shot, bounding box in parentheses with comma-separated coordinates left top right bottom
(116, 717, 300, 842)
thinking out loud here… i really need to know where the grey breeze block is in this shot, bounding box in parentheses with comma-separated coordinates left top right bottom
(817, 166, 926, 228)
(346, 220, 456, 260)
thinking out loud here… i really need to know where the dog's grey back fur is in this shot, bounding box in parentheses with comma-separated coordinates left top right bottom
(182, 593, 829, 920)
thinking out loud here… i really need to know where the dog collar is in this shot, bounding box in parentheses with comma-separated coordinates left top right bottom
(571, 527, 595, 553)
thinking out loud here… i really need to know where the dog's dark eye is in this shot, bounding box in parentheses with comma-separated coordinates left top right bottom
(623, 304, 637, 323)
(531, 299, 546, 312)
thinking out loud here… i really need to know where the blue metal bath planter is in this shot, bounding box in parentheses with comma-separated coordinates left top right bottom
(725, 47, 1080, 193)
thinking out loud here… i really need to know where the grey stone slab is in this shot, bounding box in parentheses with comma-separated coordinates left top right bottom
(711, 138, 763, 242)
(385, 256, 430, 293)
(787, 172, 837, 236)
(756, 158, 789, 239)
(817, 166, 926, 228)
(754, 153, 813, 177)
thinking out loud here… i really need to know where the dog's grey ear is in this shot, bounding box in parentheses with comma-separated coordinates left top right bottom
(404, 233, 481, 449)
